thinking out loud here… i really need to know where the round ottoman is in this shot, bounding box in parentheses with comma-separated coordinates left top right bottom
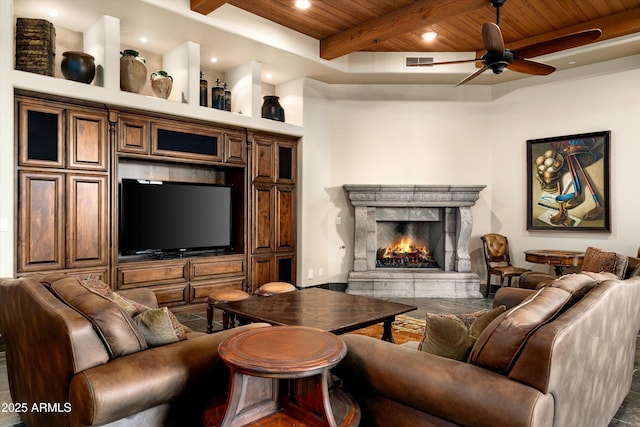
(255, 281, 297, 296)
(206, 288, 250, 333)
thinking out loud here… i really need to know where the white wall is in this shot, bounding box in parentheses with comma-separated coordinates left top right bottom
(297, 57, 640, 286)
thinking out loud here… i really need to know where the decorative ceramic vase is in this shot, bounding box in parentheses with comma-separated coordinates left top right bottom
(150, 70, 173, 99)
(199, 71, 208, 107)
(261, 96, 285, 122)
(61, 51, 96, 84)
(120, 49, 147, 93)
(224, 83, 231, 112)
(212, 79, 225, 110)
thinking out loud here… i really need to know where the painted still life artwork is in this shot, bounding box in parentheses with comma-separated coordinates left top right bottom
(526, 131, 610, 232)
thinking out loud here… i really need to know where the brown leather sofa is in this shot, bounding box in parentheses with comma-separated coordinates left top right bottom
(334, 273, 640, 427)
(0, 275, 269, 426)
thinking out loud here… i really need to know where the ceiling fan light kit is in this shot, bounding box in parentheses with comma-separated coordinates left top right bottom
(408, 0, 603, 86)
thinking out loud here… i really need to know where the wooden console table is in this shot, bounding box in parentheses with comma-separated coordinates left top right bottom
(524, 250, 584, 275)
(215, 326, 359, 427)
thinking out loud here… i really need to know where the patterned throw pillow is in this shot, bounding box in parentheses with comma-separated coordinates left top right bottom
(418, 306, 506, 361)
(80, 276, 187, 343)
(133, 307, 182, 347)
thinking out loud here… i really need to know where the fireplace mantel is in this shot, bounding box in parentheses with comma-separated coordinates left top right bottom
(344, 185, 486, 207)
(344, 184, 486, 298)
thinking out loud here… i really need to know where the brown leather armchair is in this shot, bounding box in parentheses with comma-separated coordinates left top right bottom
(0, 274, 269, 426)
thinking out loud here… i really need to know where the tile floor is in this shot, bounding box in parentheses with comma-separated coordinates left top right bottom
(0, 292, 638, 426)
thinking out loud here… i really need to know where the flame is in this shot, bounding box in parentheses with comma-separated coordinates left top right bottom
(382, 237, 428, 257)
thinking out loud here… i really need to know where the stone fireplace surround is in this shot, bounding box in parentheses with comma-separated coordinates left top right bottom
(344, 185, 486, 298)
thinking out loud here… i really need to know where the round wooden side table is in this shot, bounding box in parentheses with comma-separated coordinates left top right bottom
(215, 326, 359, 427)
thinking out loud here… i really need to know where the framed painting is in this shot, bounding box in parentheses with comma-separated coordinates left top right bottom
(526, 130, 610, 232)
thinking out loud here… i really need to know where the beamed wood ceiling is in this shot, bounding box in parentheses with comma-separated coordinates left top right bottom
(191, 0, 640, 60)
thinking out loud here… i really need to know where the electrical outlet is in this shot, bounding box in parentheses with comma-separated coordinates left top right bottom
(0, 218, 8, 232)
(318, 268, 323, 277)
(336, 216, 342, 225)
(307, 269, 314, 279)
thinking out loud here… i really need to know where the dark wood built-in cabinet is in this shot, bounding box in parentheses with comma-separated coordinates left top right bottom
(249, 133, 297, 292)
(15, 92, 298, 312)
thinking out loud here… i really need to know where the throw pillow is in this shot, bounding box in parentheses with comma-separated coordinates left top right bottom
(51, 277, 147, 358)
(80, 276, 187, 342)
(133, 307, 182, 347)
(419, 306, 506, 361)
(581, 247, 626, 277)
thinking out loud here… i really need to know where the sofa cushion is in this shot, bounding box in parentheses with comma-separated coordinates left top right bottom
(50, 277, 147, 358)
(546, 271, 617, 303)
(468, 286, 571, 374)
(419, 306, 506, 361)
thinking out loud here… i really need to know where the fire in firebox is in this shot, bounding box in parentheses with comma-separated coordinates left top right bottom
(376, 237, 439, 268)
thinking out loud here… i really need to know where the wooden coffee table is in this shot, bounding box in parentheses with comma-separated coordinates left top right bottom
(214, 288, 417, 343)
(215, 326, 359, 427)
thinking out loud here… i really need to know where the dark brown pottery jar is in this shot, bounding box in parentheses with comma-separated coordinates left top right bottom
(261, 96, 285, 122)
(61, 51, 95, 84)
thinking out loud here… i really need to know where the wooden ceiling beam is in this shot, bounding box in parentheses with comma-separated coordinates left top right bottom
(191, 0, 228, 15)
(504, 8, 640, 53)
(320, 0, 488, 60)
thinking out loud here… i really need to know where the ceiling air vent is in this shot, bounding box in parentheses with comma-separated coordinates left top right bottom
(405, 56, 434, 68)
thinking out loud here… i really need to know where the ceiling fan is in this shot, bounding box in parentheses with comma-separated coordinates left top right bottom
(409, 0, 602, 86)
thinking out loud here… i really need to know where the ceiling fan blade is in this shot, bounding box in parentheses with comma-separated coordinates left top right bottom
(482, 22, 505, 53)
(508, 58, 556, 75)
(514, 29, 602, 59)
(406, 58, 481, 67)
(454, 64, 491, 87)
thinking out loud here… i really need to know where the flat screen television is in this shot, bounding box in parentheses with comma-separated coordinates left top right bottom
(119, 179, 233, 256)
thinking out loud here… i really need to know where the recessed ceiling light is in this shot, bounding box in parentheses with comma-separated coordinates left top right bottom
(569, 61, 577, 65)
(48, 10, 59, 17)
(295, 0, 311, 9)
(210, 57, 218, 63)
(265, 73, 273, 80)
(421, 31, 437, 41)
(139, 36, 148, 43)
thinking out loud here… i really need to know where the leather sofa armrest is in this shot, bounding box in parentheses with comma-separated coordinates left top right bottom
(117, 288, 159, 308)
(334, 335, 553, 427)
(519, 271, 556, 289)
(69, 323, 270, 426)
(493, 287, 537, 309)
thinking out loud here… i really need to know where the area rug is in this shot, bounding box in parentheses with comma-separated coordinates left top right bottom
(349, 315, 425, 345)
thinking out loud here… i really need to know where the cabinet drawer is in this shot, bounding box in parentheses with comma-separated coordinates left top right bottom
(190, 256, 245, 280)
(190, 277, 245, 304)
(151, 283, 189, 307)
(117, 261, 188, 289)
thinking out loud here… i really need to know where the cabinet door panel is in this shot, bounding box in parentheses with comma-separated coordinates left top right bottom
(18, 99, 65, 168)
(252, 184, 274, 253)
(66, 174, 109, 268)
(118, 114, 149, 154)
(190, 256, 245, 280)
(151, 283, 189, 307)
(68, 109, 108, 171)
(276, 253, 296, 285)
(223, 131, 246, 165)
(276, 186, 296, 251)
(117, 261, 189, 289)
(251, 136, 274, 182)
(250, 255, 275, 293)
(190, 277, 245, 303)
(18, 172, 65, 271)
(276, 141, 297, 184)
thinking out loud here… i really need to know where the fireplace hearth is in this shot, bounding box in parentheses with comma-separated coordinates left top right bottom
(344, 185, 486, 298)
